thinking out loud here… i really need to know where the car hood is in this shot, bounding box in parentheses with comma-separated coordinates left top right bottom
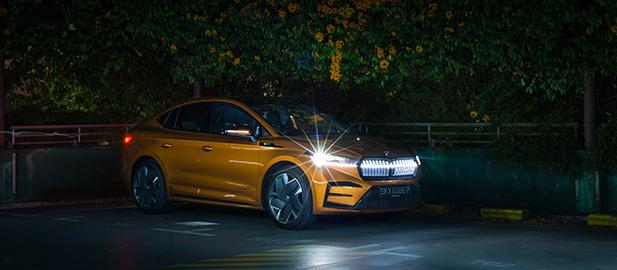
(279, 134, 414, 159)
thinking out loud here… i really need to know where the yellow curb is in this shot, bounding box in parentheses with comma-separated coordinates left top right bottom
(480, 208, 528, 221)
(587, 214, 617, 227)
(410, 204, 450, 215)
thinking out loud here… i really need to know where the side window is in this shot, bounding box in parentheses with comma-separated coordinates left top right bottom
(209, 103, 258, 135)
(156, 108, 179, 129)
(172, 103, 211, 132)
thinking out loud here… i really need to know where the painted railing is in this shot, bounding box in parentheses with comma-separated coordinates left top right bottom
(9, 124, 135, 148)
(360, 122, 579, 146)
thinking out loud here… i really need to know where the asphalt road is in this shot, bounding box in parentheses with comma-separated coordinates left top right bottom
(1, 203, 616, 270)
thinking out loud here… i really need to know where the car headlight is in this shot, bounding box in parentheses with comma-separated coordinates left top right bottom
(307, 151, 359, 168)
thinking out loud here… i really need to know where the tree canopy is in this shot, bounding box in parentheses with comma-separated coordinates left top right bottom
(2, 0, 617, 123)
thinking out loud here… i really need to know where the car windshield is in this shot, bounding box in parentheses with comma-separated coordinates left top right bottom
(248, 102, 352, 137)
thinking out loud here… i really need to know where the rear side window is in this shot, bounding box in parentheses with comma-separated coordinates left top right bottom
(173, 103, 211, 132)
(157, 108, 179, 129)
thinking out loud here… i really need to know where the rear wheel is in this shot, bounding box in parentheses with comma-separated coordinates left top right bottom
(132, 159, 170, 213)
(265, 165, 315, 229)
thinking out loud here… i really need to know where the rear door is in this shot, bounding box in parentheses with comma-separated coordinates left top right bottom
(154, 102, 211, 196)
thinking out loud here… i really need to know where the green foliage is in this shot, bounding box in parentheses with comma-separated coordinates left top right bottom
(1, 0, 616, 127)
(492, 123, 581, 175)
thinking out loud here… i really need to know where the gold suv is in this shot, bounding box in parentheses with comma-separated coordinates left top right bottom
(122, 97, 422, 229)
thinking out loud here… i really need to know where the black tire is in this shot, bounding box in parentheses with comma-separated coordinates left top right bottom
(131, 159, 171, 213)
(264, 165, 316, 230)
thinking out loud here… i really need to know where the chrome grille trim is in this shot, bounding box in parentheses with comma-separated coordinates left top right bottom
(359, 157, 418, 180)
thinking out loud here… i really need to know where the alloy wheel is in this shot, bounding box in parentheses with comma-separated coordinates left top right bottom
(268, 172, 304, 224)
(133, 164, 162, 209)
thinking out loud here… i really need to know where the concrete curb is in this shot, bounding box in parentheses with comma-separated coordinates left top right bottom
(410, 204, 451, 215)
(481, 208, 529, 221)
(587, 214, 617, 227)
(0, 196, 132, 211)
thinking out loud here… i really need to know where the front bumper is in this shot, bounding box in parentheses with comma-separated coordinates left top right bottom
(323, 183, 421, 210)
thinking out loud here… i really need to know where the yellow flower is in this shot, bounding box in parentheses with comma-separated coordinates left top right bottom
(326, 24, 335, 34)
(335, 40, 344, 49)
(225, 50, 234, 58)
(254, 55, 261, 61)
(405, 46, 412, 52)
(482, 114, 491, 123)
(428, 3, 438, 11)
(445, 11, 453, 20)
(415, 45, 424, 53)
(342, 19, 349, 29)
(445, 27, 455, 33)
(376, 47, 385, 58)
(288, 3, 300, 13)
(328, 39, 334, 46)
(379, 59, 389, 70)
(469, 111, 478, 118)
(169, 44, 177, 50)
(329, 50, 343, 82)
(314, 32, 325, 42)
(204, 29, 213, 37)
(278, 10, 286, 19)
(210, 47, 216, 53)
(458, 22, 465, 27)
(388, 44, 396, 55)
(612, 24, 617, 34)
(233, 58, 241, 65)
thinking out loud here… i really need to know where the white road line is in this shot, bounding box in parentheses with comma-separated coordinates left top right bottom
(372, 246, 422, 259)
(54, 216, 85, 222)
(349, 244, 381, 250)
(175, 221, 219, 227)
(152, 228, 214, 237)
(381, 252, 422, 258)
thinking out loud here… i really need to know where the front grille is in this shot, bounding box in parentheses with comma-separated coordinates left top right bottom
(359, 157, 418, 180)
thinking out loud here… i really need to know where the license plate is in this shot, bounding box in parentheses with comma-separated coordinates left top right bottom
(378, 185, 411, 198)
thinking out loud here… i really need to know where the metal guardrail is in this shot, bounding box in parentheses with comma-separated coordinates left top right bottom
(361, 122, 579, 146)
(9, 124, 135, 148)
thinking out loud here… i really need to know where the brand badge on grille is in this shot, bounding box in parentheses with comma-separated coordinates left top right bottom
(384, 151, 390, 156)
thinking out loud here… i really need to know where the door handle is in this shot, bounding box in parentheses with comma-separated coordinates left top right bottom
(160, 143, 172, 149)
(201, 145, 214, 152)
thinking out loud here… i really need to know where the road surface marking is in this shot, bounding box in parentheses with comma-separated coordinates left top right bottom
(152, 228, 214, 237)
(371, 246, 422, 259)
(175, 221, 219, 227)
(349, 243, 381, 250)
(54, 216, 85, 222)
(160, 245, 370, 270)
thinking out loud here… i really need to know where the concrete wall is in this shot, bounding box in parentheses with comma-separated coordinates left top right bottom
(417, 148, 578, 211)
(417, 147, 617, 213)
(0, 146, 125, 202)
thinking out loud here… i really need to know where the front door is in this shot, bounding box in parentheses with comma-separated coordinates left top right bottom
(195, 102, 263, 205)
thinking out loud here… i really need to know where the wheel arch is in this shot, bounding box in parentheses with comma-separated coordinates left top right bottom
(260, 161, 298, 208)
(130, 155, 170, 195)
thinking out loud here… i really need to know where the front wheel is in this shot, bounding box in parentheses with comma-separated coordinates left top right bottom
(132, 159, 171, 213)
(265, 165, 316, 229)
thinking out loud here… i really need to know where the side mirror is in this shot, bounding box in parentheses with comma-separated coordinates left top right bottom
(224, 126, 255, 141)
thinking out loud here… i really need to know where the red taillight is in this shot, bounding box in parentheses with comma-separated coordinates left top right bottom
(123, 134, 133, 145)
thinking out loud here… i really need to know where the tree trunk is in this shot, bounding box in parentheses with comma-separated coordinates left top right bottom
(0, 35, 6, 148)
(192, 80, 203, 99)
(583, 70, 595, 150)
